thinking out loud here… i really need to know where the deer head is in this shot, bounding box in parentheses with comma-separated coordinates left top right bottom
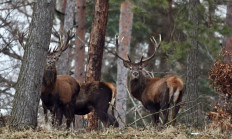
(45, 30, 74, 71)
(114, 35, 161, 79)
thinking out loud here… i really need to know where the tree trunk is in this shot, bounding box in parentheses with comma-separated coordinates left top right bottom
(75, 0, 86, 83)
(116, 1, 133, 128)
(85, 0, 109, 130)
(74, 0, 86, 129)
(56, 0, 66, 32)
(186, 0, 200, 127)
(57, 0, 75, 75)
(9, 0, 55, 130)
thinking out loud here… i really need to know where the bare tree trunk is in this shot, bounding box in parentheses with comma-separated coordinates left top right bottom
(9, 0, 55, 130)
(74, 0, 86, 129)
(57, 0, 75, 75)
(56, 0, 66, 32)
(85, 0, 109, 131)
(186, 0, 200, 127)
(116, 1, 133, 128)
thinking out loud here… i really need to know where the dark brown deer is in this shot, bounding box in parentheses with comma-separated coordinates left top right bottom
(72, 81, 119, 127)
(114, 35, 184, 126)
(40, 31, 80, 128)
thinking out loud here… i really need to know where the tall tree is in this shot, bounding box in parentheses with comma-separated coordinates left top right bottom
(74, 0, 86, 129)
(186, 0, 200, 126)
(116, 0, 133, 128)
(9, 0, 55, 130)
(85, 0, 109, 130)
(57, 0, 75, 75)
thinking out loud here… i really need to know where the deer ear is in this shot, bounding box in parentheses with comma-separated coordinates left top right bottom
(123, 61, 131, 68)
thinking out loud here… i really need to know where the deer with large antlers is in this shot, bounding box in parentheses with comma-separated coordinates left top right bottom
(31, 31, 80, 128)
(114, 35, 184, 126)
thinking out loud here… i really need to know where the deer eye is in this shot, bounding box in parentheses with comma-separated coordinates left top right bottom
(139, 66, 143, 70)
(129, 67, 132, 70)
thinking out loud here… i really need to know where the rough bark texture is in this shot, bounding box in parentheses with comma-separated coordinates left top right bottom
(74, 0, 86, 129)
(9, 0, 55, 130)
(116, 1, 133, 128)
(85, 0, 109, 130)
(186, 0, 200, 127)
(75, 0, 86, 83)
(57, 0, 75, 75)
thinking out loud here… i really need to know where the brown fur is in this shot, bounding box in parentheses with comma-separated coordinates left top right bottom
(129, 71, 184, 126)
(41, 69, 80, 128)
(72, 81, 119, 127)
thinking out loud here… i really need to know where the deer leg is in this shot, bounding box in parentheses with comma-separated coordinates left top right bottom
(146, 104, 159, 126)
(42, 103, 48, 123)
(160, 104, 169, 125)
(64, 104, 74, 129)
(55, 107, 63, 127)
(93, 100, 118, 128)
(171, 90, 184, 126)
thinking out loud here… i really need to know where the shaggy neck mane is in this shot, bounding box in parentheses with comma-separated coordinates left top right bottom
(43, 69, 57, 87)
(129, 71, 148, 101)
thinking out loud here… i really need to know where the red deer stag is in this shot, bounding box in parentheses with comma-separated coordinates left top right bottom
(114, 35, 184, 126)
(72, 81, 119, 127)
(18, 31, 79, 128)
(39, 31, 79, 128)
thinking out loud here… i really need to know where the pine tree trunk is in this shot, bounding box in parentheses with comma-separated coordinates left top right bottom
(9, 0, 55, 130)
(57, 0, 75, 75)
(186, 0, 200, 127)
(74, 0, 86, 129)
(116, 1, 133, 128)
(86, 0, 109, 131)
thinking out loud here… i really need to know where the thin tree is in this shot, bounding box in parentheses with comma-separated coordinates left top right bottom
(116, 0, 133, 128)
(85, 0, 109, 130)
(57, 0, 75, 75)
(9, 0, 56, 130)
(186, 0, 200, 126)
(74, 0, 86, 129)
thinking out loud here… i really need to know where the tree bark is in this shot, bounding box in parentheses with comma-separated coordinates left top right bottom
(116, 1, 133, 128)
(85, 0, 109, 130)
(186, 0, 200, 127)
(75, 0, 86, 83)
(9, 0, 55, 130)
(74, 0, 86, 129)
(57, 0, 75, 75)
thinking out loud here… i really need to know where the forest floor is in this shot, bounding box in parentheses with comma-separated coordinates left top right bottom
(0, 125, 230, 139)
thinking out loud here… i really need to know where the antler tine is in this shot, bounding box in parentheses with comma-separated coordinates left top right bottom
(114, 35, 131, 63)
(141, 34, 161, 63)
(17, 32, 26, 49)
(54, 29, 74, 54)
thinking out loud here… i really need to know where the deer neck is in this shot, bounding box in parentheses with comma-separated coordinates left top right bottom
(42, 68, 57, 87)
(129, 74, 148, 101)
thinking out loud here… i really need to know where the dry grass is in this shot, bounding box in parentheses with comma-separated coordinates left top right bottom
(0, 125, 230, 139)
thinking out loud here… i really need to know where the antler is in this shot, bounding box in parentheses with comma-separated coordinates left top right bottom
(140, 34, 161, 63)
(17, 32, 26, 49)
(49, 30, 75, 55)
(114, 35, 131, 63)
